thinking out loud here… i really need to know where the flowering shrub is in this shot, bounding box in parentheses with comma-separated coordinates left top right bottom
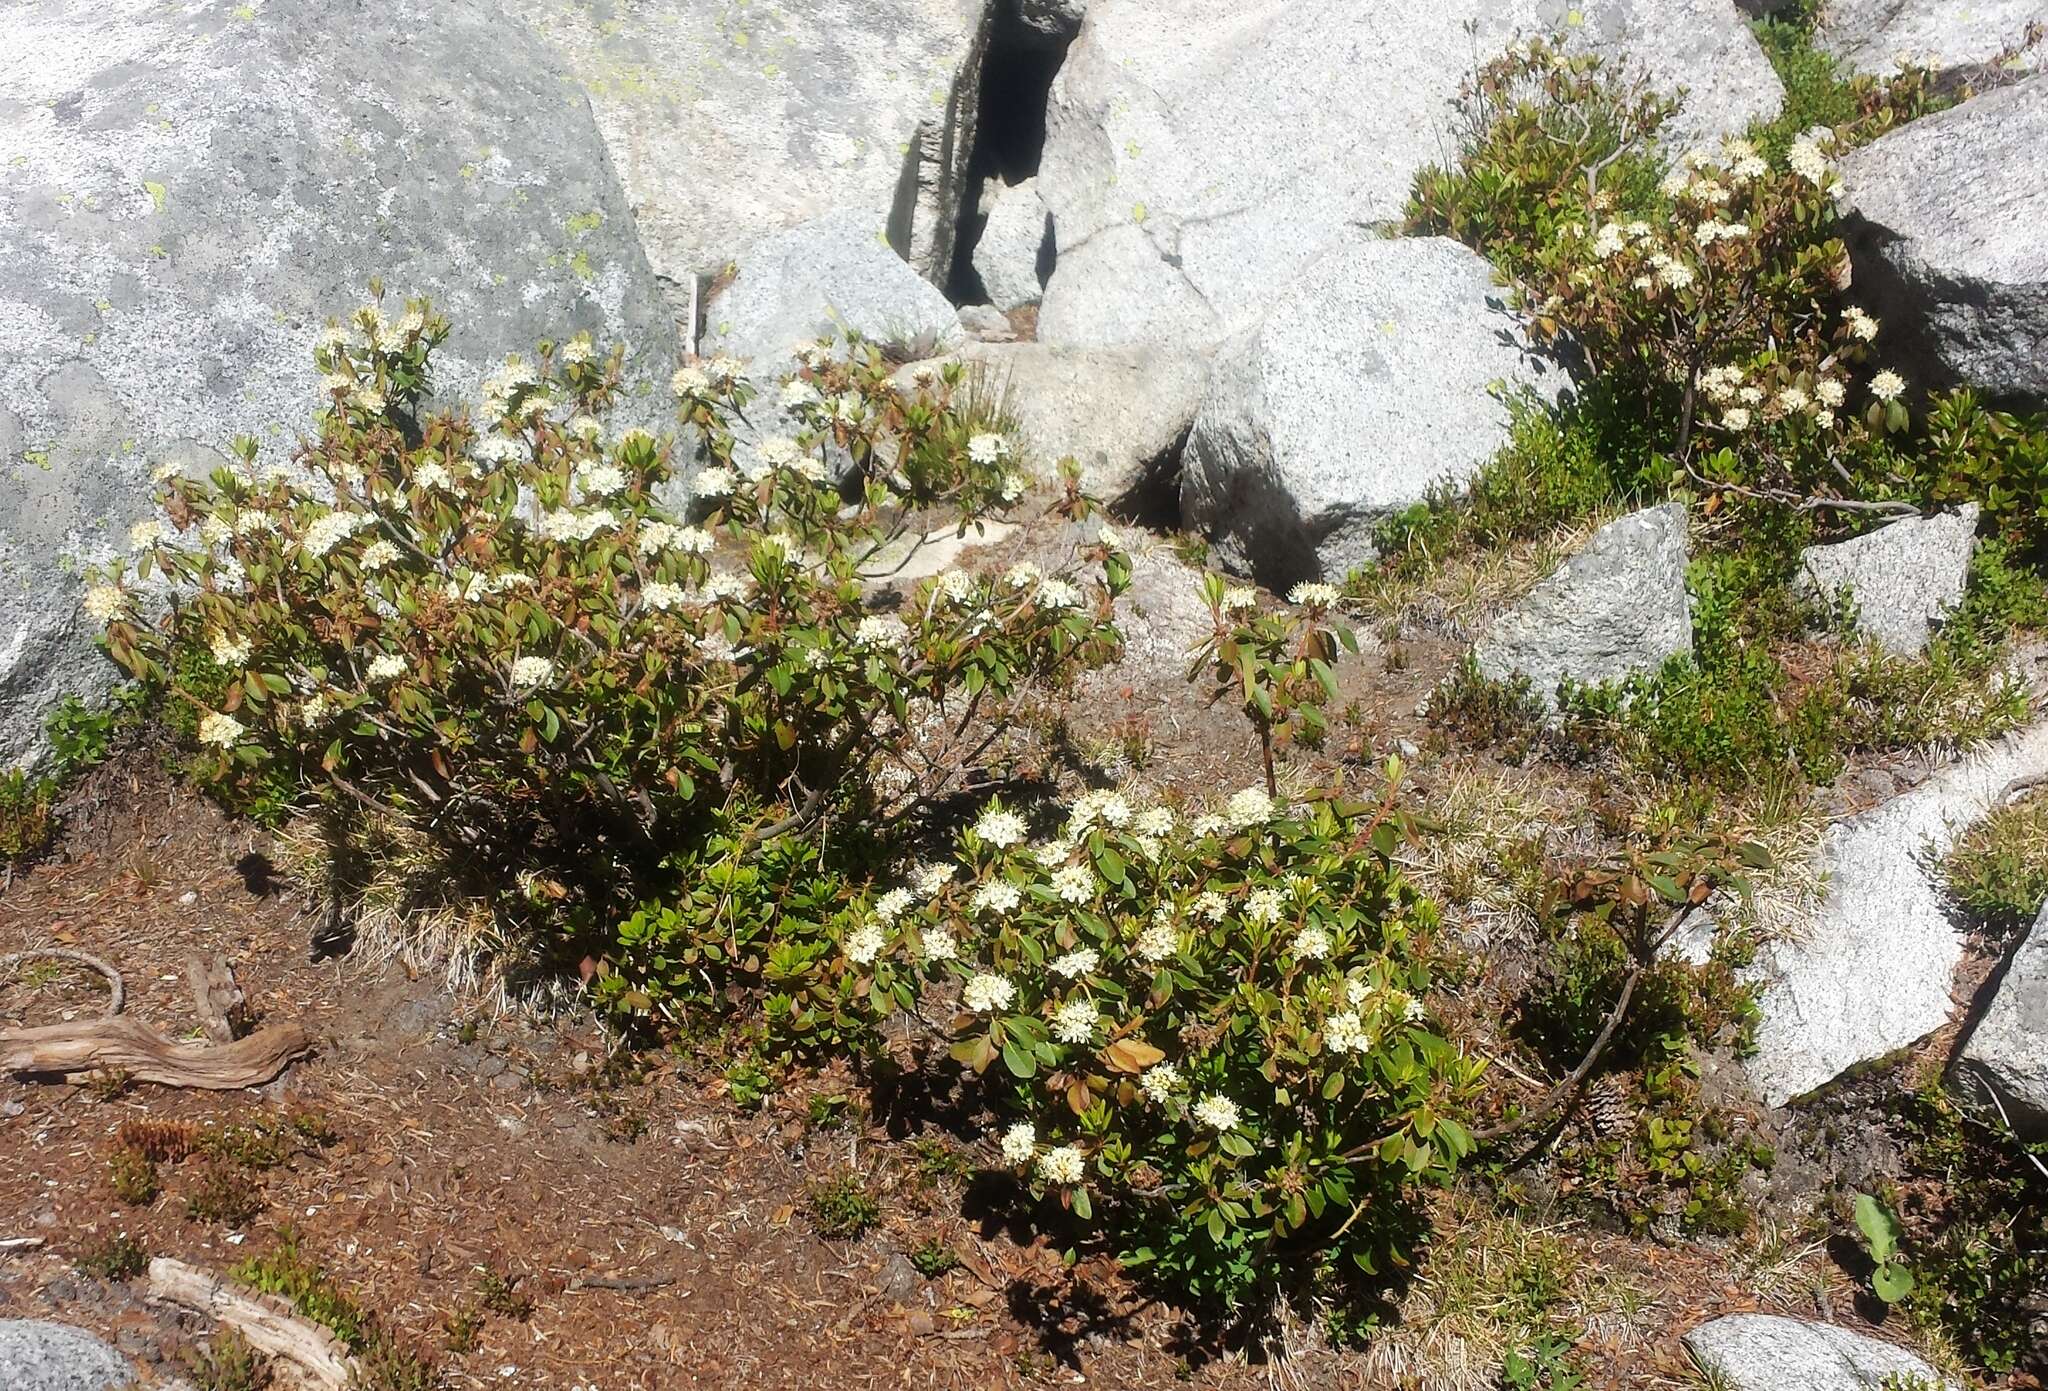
(854, 776, 1484, 1309)
(1407, 42, 1676, 280)
(1529, 131, 1917, 502)
(92, 298, 1124, 1018)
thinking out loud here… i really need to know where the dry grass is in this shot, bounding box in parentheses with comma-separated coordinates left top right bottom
(1358, 1197, 1658, 1391)
(1352, 512, 1614, 644)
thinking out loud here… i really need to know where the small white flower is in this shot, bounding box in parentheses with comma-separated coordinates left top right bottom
(672, 366, 710, 396)
(914, 862, 957, 896)
(966, 433, 1010, 465)
(854, 614, 909, 649)
(1134, 807, 1175, 837)
(756, 436, 802, 471)
(1138, 1062, 1180, 1103)
(779, 379, 821, 410)
(412, 461, 454, 492)
(1049, 949, 1100, 979)
(1720, 407, 1752, 431)
(1244, 889, 1287, 926)
(1035, 577, 1084, 610)
(1097, 524, 1124, 551)
(83, 584, 126, 622)
(999, 1122, 1036, 1164)
(1326, 1011, 1371, 1055)
(1289, 581, 1340, 610)
(1050, 864, 1094, 904)
(1195, 891, 1228, 921)
(359, 539, 399, 572)
(972, 880, 1022, 916)
(1816, 409, 1837, 430)
(699, 570, 750, 601)
(510, 655, 555, 689)
(1843, 306, 1880, 342)
(128, 518, 165, 550)
(1403, 995, 1426, 1024)
(1037, 1144, 1085, 1186)
(1051, 998, 1097, 1044)
(1221, 586, 1258, 612)
(963, 973, 1016, 1013)
(300, 694, 332, 726)
(999, 471, 1028, 503)
(1225, 786, 1274, 828)
(975, 803, 1029, 848)
(1777, 387, 1811, 413)
(844, 922, 886, 966)
(364, 653, 406, 683)
(874, 888, 916, 922)
(693, 467, 737, 497)
(1816, 378, 1847, 408)
(920, 926, 958, 961)
(1135, 921, 1178, 962)
(299, 512, 368, 561)
(641, 581, 687, 611)
(934, 569, 977, 604)
(197, 711, 244, 749)
(578, 463, 628, 496)
(1291, 926, 1332, 959)
(1869, 369, 1906, 402)
(209, 632, 254, 667)
(1192, 1094, 1242, 1132)
(1788, 138, 1830, 183)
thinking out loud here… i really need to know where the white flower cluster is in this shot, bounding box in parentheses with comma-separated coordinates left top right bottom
(302, 510, 371, 558)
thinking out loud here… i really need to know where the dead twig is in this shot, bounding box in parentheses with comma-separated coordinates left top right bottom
(0, 948, 126, 1016)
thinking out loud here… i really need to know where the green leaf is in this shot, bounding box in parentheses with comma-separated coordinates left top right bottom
(1853, 1193, 1899, 1261)
(1871, 1263, 1914, 1303)
(1001, 1039, 1037, 1079)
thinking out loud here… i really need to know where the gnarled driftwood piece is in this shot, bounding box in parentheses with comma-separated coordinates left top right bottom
(0, 1014, 309, 1088)
(148, 1256, 356, 1389)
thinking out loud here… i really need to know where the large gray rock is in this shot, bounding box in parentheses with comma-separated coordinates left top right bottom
(1955, 900, 2048, 1137)
(1748, 719, 2048, 1107)
(1180, 235, 1565, 588)
(973, 177, 1052, 311)
(0, 1320, 134, 1391)
(1036, 0, 1781, 349)
(704, 208, 965, 371)
(1796, 507, 1979, 656)
(1818, 0, 2048, 79)
(1684, 1313, 1958, 1391)
(0, 0, 674, 771)
(1474, 504, 1693, 705)
(1836, 77, 2048, 404)
(961, 341, 1209, 500)
(505, 0, 987, 290)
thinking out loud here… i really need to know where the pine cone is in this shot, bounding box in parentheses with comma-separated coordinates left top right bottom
(1578, 1073, 1635, 1139)
(115, 1117, 199, 1163)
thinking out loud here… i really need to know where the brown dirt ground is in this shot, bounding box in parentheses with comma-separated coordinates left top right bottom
(0, 617, 1979, 1390)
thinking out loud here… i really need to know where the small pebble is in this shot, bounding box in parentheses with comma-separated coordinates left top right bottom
(178, 890, 197, 905)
